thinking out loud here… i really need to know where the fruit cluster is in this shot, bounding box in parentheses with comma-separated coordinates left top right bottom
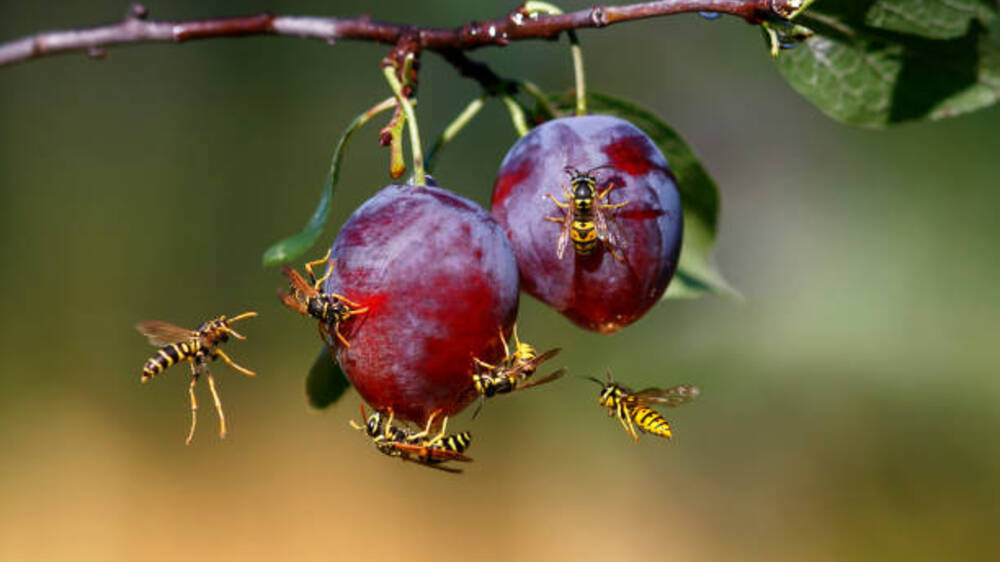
(275, 114, 690, 469)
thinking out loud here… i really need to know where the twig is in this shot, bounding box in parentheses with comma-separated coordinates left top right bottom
(0, 1, 802, 68)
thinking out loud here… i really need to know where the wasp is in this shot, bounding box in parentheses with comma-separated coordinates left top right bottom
(279, 248, 368, 348)
(350, 407, 472, 473)
(136, 311, 258, 445)
(586, 371, 699, 442)
(471, 325, 565, 417)
(545, 165, 630, 262)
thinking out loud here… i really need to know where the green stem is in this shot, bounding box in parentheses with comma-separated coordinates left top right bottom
(425, 95, 486, 172)
(502, 95, 530, 137)
(568, 32, 586, 115)
(524, 1, 586, 115)
(383, 56, 426, 186)
(518, 80, 558, 120)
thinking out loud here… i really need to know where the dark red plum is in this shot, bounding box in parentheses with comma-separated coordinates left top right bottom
(324, 184, 519, 425)
(491, 115, 682, 333)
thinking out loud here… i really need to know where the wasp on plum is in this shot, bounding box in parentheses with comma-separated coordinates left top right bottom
(136, 311, 258, 445)
(279, 248, 368, 348)
(471, 325, 565, 418)
(350, 406, 473, 473)
(545, 165, 630, 262)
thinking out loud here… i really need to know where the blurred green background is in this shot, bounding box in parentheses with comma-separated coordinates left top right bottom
(1, 1, 998, 560)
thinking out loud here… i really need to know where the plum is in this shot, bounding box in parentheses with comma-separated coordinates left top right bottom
(491, 115, 682, 333)
(324, 184, 519, 425)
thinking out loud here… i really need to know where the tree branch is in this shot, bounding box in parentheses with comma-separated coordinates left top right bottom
(0, 1, 801, 68)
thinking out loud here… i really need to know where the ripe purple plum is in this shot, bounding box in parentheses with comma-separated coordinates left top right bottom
(324, 184, 519, 425)
(492, 115, 682, 333)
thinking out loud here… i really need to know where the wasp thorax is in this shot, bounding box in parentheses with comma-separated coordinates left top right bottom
(491, 114, 683, 334)
(307, 298, 326, 319)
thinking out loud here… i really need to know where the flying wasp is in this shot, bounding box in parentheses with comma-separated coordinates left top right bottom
(136, 311, 258, 445)
(545, 165, 630, 262)
(279, 248, 368, 348)
(471, 325, 565, 418)
(349, 406, 472, 473)
(586, 371, 699, 442)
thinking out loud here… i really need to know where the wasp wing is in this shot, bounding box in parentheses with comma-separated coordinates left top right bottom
(389, 441, 474, 463)
(594, 204, 629, 255)
(515, 367, 567, 391)
(554, 206, 574, 260)
(630, 385, 700, 408)
(135, 321, 197, 346)
(504, 347, 562, 380)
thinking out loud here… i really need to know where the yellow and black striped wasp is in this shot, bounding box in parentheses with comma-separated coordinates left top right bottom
(586, 371, 699, 442)
(349, 406, 473, 473)
(279, 248, 368, 348)
(545, 165, 630, 262)
(471, 325, 565, 418)
(136, 311, 257, 445)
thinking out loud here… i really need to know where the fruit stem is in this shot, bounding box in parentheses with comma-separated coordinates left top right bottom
(524, 1, 587, 116)
(502, 95, 530, 137)
(383, 55, 426, 186)
(425, 95, 486, 172)
(518, 79, 557, 120)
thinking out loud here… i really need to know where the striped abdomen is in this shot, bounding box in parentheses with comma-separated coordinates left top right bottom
(141, 341, 198, 382)
(433, 431, 472, 455)
(570, 198, 598, 255)
(630, 405, 673, 439)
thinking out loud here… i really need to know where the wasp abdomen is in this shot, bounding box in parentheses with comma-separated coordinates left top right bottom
(141, 342, 196, 382)
(632, 406, 672, 439)
(435, 431, 472, 454)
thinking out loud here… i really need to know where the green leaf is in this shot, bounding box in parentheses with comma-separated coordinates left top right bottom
(776, 1, 1000, 127)
(262, 97, 397, 267)
(550, 92, 737, 300)
(864, 0, 996, 40)
(305, 345, 351, 410)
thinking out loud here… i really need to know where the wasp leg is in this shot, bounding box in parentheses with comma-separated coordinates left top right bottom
(214, 349, 256, 377)
(383, 408, 396, 440)
(317, 323, 334, 348)
(619, 406, 641, 442)
(185, 362, 200, 446)
(473, 357, 498, 371)
(331, 292, 367, 310)
(333, 324, 352, 349)
(206, 372, 227, 440)
(600, 201, 630, 211)
(546, 192, 570, 209)
(425, 415, 450, 447)
(544, 215, 565, 223)
(304, 248, 333, 288)
(410, 410, 441, 442)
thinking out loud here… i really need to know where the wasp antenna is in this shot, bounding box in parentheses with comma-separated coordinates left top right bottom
(605, 369, 615, 383)
(584, 164, 614, 176)
(581, 375, 605, 386)
(228, 311, 258, 323)
(225, 327, 247, 340)
(564, 165, 581, 176)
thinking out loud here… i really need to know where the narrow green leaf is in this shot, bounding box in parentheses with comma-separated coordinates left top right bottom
(262, 97, 398, 267)
(775, 1, 1000, 127)
(550, 92, 737, 300)
(305, 345, 351, 410)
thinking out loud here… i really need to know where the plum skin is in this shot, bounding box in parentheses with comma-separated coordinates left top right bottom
(491, 115, 682, 333)
(323, 184, 520, 425)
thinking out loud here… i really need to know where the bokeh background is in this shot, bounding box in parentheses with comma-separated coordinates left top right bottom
(2, 1, 998, 560)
